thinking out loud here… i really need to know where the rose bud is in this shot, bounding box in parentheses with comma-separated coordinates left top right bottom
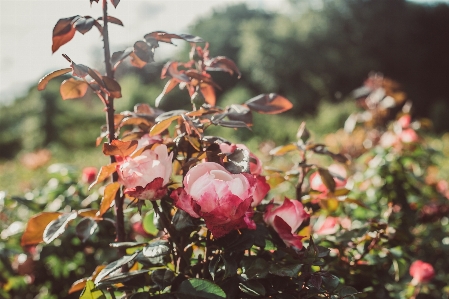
(409, 260, 435, 285)
(171, 162, 258, 238)
(117, 144, 173, 200)
(82, 167, 97, 184)
(264, 197, 309, 250)
(219, 143, 270, 206)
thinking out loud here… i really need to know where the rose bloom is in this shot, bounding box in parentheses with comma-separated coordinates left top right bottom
(82, 167, 97, 184)
(314, 217, 339, 235)
(264, 197, 309, 249)
(219, 143, 269, 206)
(171, 162, 258, 238)
(397, 114, 411, 129)
(117, 144, 173, 200)
(399, 128, 418, 143)
(409, 260, 435, 285)
(309, 164, 347, 200)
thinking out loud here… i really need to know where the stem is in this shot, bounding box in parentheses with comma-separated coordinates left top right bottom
(296, 150, 307, 201)
(203, 230, 211, 278)
(102, 0, 126, 256)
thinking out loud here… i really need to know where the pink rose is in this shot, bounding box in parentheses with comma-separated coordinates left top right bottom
(397, 114, 411, 129)
(117, 144, 173, 200)
(219, 143, 269, 206)
(399, 128, 418, 143)
(314, 217, 339, 235)
(170, 162, 257, 238)
(264, 198, 309, 249)
(82, 167, 97, 184)
(409, 260, 435, 284)
(135, 134, 162, 152)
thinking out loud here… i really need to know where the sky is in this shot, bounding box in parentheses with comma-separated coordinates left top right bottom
(0, 0, 282, 105)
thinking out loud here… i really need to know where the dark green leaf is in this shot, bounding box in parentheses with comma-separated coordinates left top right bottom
(172, 209, 195, 232)
(94, 251, 139, 284)
(134, 41, 154, 63)
(111, 47, 133, 68)
(226, 104, 253, 125)
(239, 280, 266, 297)
(268, 263, 302, 277)
(74, 16, 95, 34)
(76, 217, 98, 243)
(96, 269, 149, 288)
(321, 274, 340, 292)
(242, 258, 268, 279)
(209, 255, 222, 280)
(178, 279, 226, 299)
(110, 0, 120, 8)
(109, 242, 146, 248)
(151, 269, 175, 290)
(222, 253, 237, 279)
(339, 286, 359, 298)
(318, 168, 336, 192)
(43, 212, 78, 243)
(142, 240, 170, 264)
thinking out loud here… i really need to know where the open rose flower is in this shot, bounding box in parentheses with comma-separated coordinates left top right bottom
(117, 144, 173, 200)
(264, 197, 309, 249)
(410, 260, 435, 285)
(219, 143, 270, 206)
(171, 162, 257, 238)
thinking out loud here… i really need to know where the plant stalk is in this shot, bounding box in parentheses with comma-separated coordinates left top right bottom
(102, 0, 126, 256)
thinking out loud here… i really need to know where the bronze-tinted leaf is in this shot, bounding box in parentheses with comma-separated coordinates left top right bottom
(144, 31, 204, 46)
(52, 16, 78, 53)
(269, 143, 298, 156)
(68, 278, 87, 294)
(245, 93, 293, 114)
(72, 63, 89, 78)
(149, 115, 180, 136)
(94, 251, 139, 284)
(134, 103, 154, 115)
(74, 16, 95, 34)
(119, 117, 152, 128)
(78, 209, 101, 219)
(129, 52, 147, 68)
(134, 41, 153, 63)
(110, 0, 120, 8)
(76, 217, 98, 242)
(97, 16, 123, 26)
(97, 182, 121, 217)
(111, 47, 133, 69)
(93, 20, 103, 35)
(226, 104, 252, 125)
(88, 163, 117, 190)
(317, 168, 336, 193)
(87, 68, 105, 87)
(200, 84, 216, 106)
(21, 212, 62, 246)
(206, 56, 241, 78)
(102, 76, 122, 98)
(102, 140, 138, 157)
(161, 61, 190, 82)
(43, 212, 78, 243)
(37, 68, 72, 91)
(155, 110, 187, 122)
(60, 78, 89, 100)
(155, 79, 179, 107)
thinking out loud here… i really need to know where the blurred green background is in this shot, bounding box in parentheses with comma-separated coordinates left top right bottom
(1, 0, 449, 194)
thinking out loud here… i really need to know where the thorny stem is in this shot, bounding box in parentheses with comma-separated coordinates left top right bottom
(296, 149, 308, 201)
(203, 230, 212, 278)
(102, 0, 126, 257)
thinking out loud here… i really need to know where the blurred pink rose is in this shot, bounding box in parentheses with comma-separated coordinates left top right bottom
(219, 143, 269, 206)
(171, 162, 257, 238)
(117, 144, 173, 200)
(409, 260, 435, 284)
(399, 128, 418, 143)
(264, 197, 309, 249)
(136, 134, 162, 152)
(397, 114, 411, 129)
(82, 167, 97, 184)
(314, 217, 339, 235)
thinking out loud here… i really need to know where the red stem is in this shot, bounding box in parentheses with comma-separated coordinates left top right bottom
(102, 0, 126, 256)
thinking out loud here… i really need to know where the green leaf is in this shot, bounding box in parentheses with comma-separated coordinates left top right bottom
(80, 280, 106, 299)
(94, 251, 139, 284)
(268, 263, 302, 277)
(222, 253, 237, 279)
(172, 209, 195, 232)
(151, 269, 175, 290)
(209, 255, 222, 280)
(321, 274, 340, 292)
(178, 279, 226, 299)
(239, 280, 266, 297)
(142, 240, 170, 265)
(96, 269, 149, 289)
(142, 210, 159, 235)
(76, 217, 98, 243)
(43, 211, 78, 243)
(339, 286, 359, 298)
(242, 258, 268, 279)
(223, 148, 250, 174)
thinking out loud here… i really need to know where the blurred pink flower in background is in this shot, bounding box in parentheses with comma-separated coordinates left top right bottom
(409, 260, 435, 285)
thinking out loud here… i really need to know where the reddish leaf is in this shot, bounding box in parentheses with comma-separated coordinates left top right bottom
(110, 0, 120, 8)
(200, 83, 216, 106)
(129, 52, 147, 68)
(93, 20, 103, 35)
(87, 68, 105, 87)
(245, 93, 293, 114)
(97, 16, 123, 26)
(111, 47, 133, 69)
(21, 212, 62, 246)
(269, 143, 298, 156)
(74, 16, 95, 34)
(37, 68, 72, 91)
(161, 61, 190, 82)
(155, 79, 179, 107)
(144, 31, 204, 46)
(43, 212, 78, 243)
(134, 41, 153, 63)
(60, 78, 89, 100)
(88, 163, 117, 190)
(150, 115, 180, 136)
(52, 16, 78, 53)
(78, 208, 101, 219)
(206, 56, 241, 78)
(97, 182, 121, 217)
(102, 140, 138, 157)
(119, 117, 152, 128)
(68, 278, 87, 294)
(102, 76, 122, 98)
(134, 103, 154, 115)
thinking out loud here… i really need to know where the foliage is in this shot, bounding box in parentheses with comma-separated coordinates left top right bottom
(1, 1, 448, 299)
